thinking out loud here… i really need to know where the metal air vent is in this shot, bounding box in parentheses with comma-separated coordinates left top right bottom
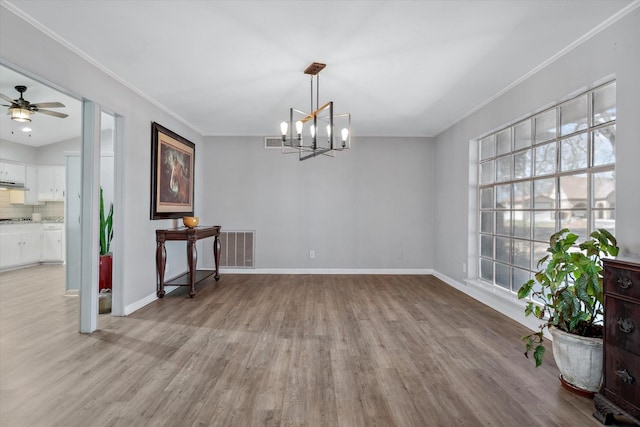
(264, 136, 282, 149)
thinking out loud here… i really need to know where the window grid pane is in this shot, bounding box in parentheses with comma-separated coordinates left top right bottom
(477, 82, 615, 294)
(534, 109, 556, 144)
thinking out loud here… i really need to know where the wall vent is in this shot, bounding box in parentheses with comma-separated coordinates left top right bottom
(264, 136, 282, 149)
(219, 231, 255, 268)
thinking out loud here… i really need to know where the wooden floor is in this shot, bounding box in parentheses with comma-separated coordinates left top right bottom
(0, 265, 628, 426)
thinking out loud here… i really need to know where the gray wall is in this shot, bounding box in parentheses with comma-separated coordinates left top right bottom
(200, 136, 434, 270)
(433, 8, 640, 284)
(0, 139, 36, 164)
(1, 137, 80, 165)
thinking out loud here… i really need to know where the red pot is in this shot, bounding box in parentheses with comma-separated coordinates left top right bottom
(99, 254, 113, 290)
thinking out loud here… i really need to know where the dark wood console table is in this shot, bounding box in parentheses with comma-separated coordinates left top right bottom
(156, 225, 221, 298)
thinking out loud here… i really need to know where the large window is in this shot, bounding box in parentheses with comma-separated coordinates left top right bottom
(478, 81, 616, 292)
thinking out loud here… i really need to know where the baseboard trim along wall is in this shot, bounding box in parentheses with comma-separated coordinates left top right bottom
(124, 285, 178, 315)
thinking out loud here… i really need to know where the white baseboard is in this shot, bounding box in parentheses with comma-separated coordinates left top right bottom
(123, 285, 178, 315)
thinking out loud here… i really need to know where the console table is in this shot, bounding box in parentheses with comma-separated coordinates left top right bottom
(156, 225, 221, 298)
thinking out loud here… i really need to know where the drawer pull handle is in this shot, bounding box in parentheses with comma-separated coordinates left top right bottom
(616, 369, 635, 384)
(617, 318, 635, 334)
(617, 277, 633, 289)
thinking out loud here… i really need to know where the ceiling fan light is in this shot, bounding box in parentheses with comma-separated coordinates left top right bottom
(9, 107, 31, 123)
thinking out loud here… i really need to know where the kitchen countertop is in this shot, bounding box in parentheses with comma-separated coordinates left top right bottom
(0, 217, 64, 225)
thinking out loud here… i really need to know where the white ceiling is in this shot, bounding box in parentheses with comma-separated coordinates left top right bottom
(1, 0, 638, 144)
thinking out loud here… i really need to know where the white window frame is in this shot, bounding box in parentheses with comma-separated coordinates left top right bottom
(477, 81, 616, 294)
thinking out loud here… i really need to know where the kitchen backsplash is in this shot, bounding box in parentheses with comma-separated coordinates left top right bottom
(0, 191, 64, 219)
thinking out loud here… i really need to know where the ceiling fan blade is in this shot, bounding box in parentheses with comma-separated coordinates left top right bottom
(0, 93, 15, 104)
(31, 102, 65, 108)
(36, 109, 68, 118)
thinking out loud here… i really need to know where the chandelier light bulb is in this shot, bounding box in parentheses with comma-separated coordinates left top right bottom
(326, 125, 331, 137)
(310, 125, 315, 139)
(280, 121, 288, 136)
(341, 128, 349, 142)
(295, 120, 303, 135)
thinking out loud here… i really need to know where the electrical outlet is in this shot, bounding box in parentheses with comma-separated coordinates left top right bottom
(309, 250, 315, 259)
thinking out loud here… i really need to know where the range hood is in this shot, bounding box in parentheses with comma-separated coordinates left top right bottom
(0, 180, 28, 191)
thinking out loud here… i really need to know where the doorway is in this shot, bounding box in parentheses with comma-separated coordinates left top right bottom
(1, 62, 118, 333)
(1, 63, 81, 304)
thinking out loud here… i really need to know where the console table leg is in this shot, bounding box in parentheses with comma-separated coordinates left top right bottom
(187, 239, 197, 297)
(156, 241, 166, 298)
(214, 235, 221, 281)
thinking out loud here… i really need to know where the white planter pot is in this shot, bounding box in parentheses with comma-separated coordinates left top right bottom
(550, 326, 603, 392)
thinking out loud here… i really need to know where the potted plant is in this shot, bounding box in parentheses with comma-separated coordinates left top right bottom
(517, 228, 618, 393)
(99, 186, 113, 291)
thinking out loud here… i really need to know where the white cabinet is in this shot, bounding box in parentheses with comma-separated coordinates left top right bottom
(24, 166, 42, 205)
(38, 165, 65, 201)
(0, 224, 42, 270)
(0, 161, 26, 183)
(9, 166, 43, 205)
(41, 224, 64, 262)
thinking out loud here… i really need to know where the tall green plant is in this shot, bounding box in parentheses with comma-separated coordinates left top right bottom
(99, 187, 113, 256)
(517, 228, 618, 367)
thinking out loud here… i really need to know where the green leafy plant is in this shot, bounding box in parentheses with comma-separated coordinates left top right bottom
(99, 187, 113, 256)
(517, 228, 618, 367)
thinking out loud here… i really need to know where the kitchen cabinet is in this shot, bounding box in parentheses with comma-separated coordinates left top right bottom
(41, 223, 65, 262)
(9, 166, 43, 205)
(0, 224, 42, 270)
(0, 161, 26, 183)
(37, 165, 65, 201)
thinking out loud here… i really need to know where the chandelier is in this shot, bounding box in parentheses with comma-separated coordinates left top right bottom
(280, 62, 350, 161)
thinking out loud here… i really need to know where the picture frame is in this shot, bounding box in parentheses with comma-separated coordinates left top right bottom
(150, 122, 195, 219)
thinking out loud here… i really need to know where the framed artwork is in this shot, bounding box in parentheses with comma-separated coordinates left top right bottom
(150, 122, 195, 219)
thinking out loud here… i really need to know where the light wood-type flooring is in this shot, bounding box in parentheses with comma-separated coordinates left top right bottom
(0, 265, 632, 426)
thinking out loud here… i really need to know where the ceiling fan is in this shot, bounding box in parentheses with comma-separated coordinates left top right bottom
(1, 85, 68, 122)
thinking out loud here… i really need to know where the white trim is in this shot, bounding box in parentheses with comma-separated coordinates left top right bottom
(123, 285, 178, 315)
(79, 101, 100, 333)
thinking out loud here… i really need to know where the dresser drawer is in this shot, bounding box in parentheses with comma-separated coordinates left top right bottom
(604, 259, 640, 300)
(603, 344, 640, 414)
(605, 296, 640, 357)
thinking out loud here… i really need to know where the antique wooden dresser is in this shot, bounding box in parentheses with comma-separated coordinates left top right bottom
(594, 258, 640, 425)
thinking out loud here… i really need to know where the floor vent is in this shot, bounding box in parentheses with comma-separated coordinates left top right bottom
(264, 136, 282, 149)
(219, 231, 255, 268)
